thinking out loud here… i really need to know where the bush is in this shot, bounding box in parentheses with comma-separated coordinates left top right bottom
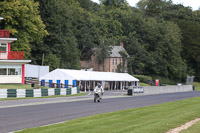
(134, 75, 152, 83)
(150, 75, 178, 85)
(134, 75, 181, 85)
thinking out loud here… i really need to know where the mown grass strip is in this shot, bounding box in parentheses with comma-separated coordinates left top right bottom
(194, 82, 200, 91)
(17, 96, 200, 133)
(0, 84, 32, 89)
(0, 84, 49, 89)
(0, 93, 87, 101)
(139, 82, 150, 86)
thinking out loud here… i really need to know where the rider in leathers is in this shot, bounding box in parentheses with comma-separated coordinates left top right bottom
(94, 83, 104, 99)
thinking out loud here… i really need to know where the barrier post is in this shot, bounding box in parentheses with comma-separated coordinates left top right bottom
(49, 80, 52, 88)
(57, 80, 61, 88)
(65, 80, 68, 88)
(73, 80, 76, 87)
(41, 80, 45, 87)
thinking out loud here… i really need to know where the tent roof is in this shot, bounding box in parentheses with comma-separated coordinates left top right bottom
(40, 69, 139, 82)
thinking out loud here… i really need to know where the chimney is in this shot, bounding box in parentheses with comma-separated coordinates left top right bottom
(120, 42, 124, 48)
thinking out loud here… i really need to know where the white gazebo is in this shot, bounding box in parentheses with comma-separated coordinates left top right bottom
(39, 69, 139, 91)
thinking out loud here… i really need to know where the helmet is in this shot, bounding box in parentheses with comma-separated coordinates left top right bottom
(98, 83, 101, 87)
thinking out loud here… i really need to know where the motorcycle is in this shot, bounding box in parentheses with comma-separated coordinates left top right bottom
(94, 92, 101, 103)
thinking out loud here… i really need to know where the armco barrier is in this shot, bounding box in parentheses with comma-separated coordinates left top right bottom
(142, 85, 193, 95)
(0, 87, 80, 98)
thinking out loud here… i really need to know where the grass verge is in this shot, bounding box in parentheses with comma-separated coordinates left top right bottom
(139, 82, 150, 86)
(0, 84, 32, 89)
(181, 120, 200, 133)
(0, 84, 49, 89)
(17, 96, 200, 133)
(193, 82, 200, 91)
(0, 93, 87, 101)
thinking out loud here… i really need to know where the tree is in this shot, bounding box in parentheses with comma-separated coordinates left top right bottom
(118, 50, 128, 73)
(100, 0, 128, 7)
(35, 0, 80, 70)
(74, 0, 100, 12)
(179, 20, 200, 79)
(0, 0, 48, 58)
(97, 37, 114, 71)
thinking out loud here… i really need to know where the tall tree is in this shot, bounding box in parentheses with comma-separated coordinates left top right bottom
(100, 0, 128, 7)
(97, 37, 114, 71)
(0, 0, 48, 58)
(35, 0, 80, 70)
(74, 0, 100, 12)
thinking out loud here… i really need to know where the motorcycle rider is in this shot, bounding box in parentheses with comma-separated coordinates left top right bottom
(94, 83, 104, 99)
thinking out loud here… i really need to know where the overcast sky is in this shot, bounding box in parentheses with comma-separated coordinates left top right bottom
(91, 0, 200, 10)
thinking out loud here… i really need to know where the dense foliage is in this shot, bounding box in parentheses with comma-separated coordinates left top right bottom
(0, 0, 200, 81)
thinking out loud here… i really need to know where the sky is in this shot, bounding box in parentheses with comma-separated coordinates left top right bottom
(91, 0, 200, 10)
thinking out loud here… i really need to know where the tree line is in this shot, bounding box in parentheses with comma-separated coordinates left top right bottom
(0, 0, 200, 81)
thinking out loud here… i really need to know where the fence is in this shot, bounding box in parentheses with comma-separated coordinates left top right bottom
(0, 51, 24, 60)
(40, 80, 77, 88)
(0, 87, 80, 98)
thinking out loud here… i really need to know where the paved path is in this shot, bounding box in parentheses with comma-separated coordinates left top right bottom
(0, 91, 200, 133)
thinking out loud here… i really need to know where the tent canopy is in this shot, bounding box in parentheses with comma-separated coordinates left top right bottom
(39, 69, 139, 83)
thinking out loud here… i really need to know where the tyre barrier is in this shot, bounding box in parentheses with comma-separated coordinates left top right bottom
(0, 87, 80, 98)
(67, 88, 71, 95)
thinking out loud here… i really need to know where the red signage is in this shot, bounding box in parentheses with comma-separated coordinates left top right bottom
(0, 51, 24, 60)
(0, 30, 10, 38)
(155, 79, 159, 86)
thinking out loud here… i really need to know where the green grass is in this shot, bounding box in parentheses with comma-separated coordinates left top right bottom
(17, 96, 200, 133)
(134, 75, 152, 83)
(181, 120, 200, 133)
(0, 93, 87, 101)
(0, 84, 50, 89)
(139, 82, 150, 86)
(193, 82, 200, 91)
(0, 84, 32, 89)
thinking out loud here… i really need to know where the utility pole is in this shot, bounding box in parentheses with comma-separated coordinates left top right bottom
(42, 53, 44, 66)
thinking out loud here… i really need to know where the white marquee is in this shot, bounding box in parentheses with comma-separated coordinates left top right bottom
(40, 69, 139, 84)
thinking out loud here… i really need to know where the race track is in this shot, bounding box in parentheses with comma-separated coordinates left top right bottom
(0, 91, 200, 133)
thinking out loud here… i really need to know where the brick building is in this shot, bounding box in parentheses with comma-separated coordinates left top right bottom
(80, 42, 129, 72)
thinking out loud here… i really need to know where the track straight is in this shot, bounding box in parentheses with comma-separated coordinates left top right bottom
(0, 91, 199, 133)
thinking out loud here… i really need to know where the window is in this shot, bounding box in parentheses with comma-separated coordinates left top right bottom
(0, 43, 7, 51)
(8, 68, 21, 75)
(120, 58, 122, 63)
(115, 69, 117, 72)
(0, 65, 21, 75)
(0, 68, 7, 75)
(8, 65, 21, 75)
(112, 69, 114, 72)
(115, 59, 117, 65)
(112, 59, 114, 65)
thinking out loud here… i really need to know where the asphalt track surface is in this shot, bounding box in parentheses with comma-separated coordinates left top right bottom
(0, 91, 200, 133)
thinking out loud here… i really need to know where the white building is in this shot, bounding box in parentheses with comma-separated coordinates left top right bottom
(0, 18, 31, 84)
(25, 64, 49, 78)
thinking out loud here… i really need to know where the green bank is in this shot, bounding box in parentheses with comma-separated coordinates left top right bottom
(18, 96, 200, 133)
